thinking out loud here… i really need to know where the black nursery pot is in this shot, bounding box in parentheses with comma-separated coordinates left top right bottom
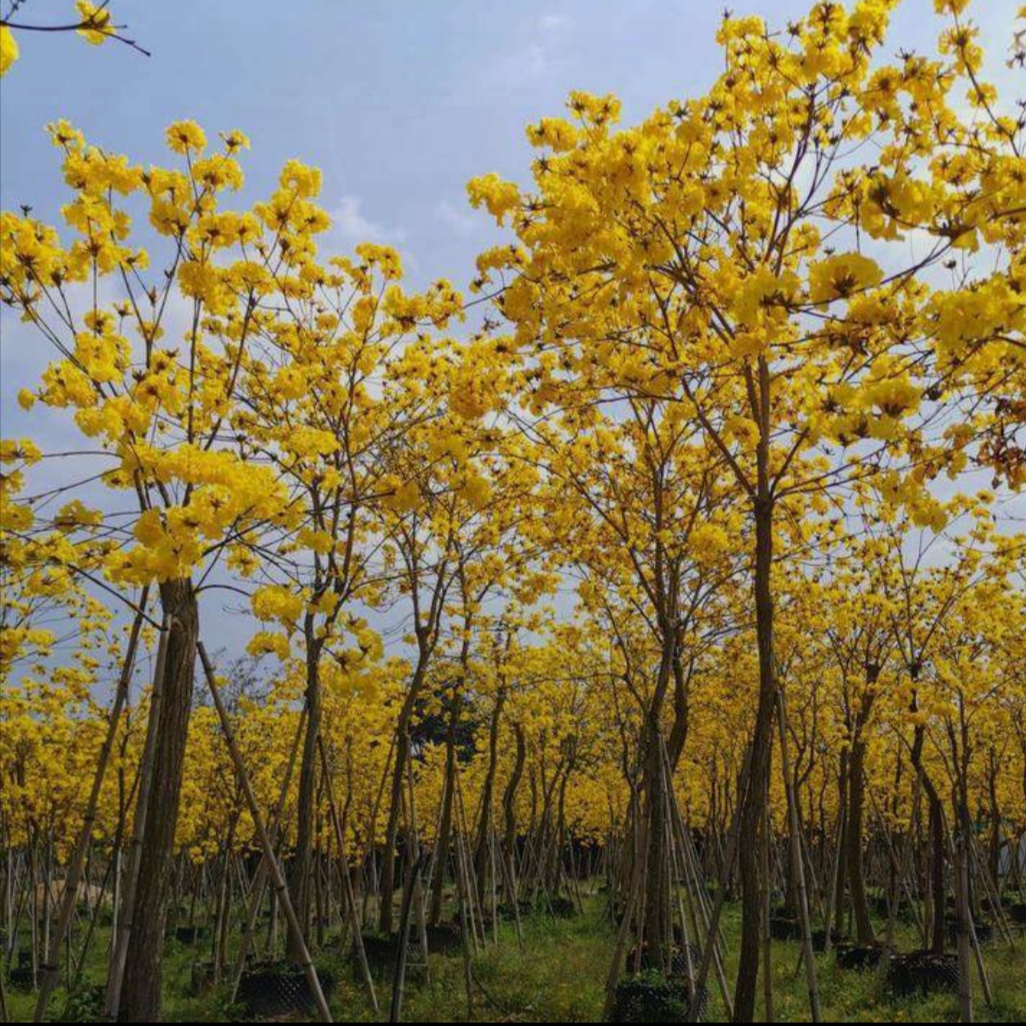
(7, 964, 35, 991)
(173, 924, 209, 944)
(548, 895, 577, 918)
(353, 933, 426, 977)
(810, 926, 842, 953)
(768, 912, 803, 941)
(355, 933, 400, 972)
(236, 962, 336, 1019)
(945, 916, 994, 945)
(886, 950, 959, 997)
(610, 971, 705, 1023)
(834, 941, 883, 971)
(424, 921, 462, 954)
(497, 897, 534, 921)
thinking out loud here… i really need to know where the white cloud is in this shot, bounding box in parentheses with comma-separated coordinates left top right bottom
(328, 195, 406, 246)
(538, 13, 570, 32)
(435, 199, 477, 237)
(475, 12, 574, 93)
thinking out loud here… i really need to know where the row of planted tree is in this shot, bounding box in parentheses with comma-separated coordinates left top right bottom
(2, 0, 1025, 1021)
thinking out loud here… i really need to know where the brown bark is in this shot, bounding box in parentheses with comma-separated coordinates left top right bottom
(429, 694, 460, 925)
(288, 625, 322, 959)
(474, 689, 507, 902)
(846, 666, 878, 946)
(733, 493, 776, 1024)
(502, 722, 527, 859)
(119, 578, 198, 1022)
(379, 658, 428, 935)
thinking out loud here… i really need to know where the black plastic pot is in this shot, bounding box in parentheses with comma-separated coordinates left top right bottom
(547, 895, 577, 918)
(7, 965, 35, 991)
(173, 924, 209, 944)
(886, 950, 959, 997)
(497, 898, 534, 921)
(611, 970, 705, 1023)
(768, 912, 803, 941)
(811, 927, 843, 953)
(946, 916, 994, 944)
(424, 921, 462, 954)
(236, 962, 336, 1018)
(835, 941, 883, 970)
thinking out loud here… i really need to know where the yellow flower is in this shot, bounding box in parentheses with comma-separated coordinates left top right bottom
(165, 120, 207, 155)
(0, 26, 19, 76)
(76, 2, 114, 46)
(808, 252, 883, 304)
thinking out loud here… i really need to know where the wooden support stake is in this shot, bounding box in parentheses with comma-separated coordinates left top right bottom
(197, 642, 332, 1023)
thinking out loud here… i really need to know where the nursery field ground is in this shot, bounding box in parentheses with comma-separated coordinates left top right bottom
(5, 892, 1026, 1022)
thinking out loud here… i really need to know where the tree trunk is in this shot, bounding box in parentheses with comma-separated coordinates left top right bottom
(847, 734, 875, 945)
(641, 727, 673, 972)
(379, 665, 425, 935)
(119, 578, 198, 1022)
(288, 628, 322, 959)
(429, 693, 460, 925)
(503, 723, 526, 862)
(733, 493, 777, 1024)
(910, 704, 947, 954)
(474, 689, 506, 903)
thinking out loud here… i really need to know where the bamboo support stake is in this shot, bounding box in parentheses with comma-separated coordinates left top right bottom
(777, 688, 822, 1023)
(227, 707, 308, 1005)
(390, 749, 425, 1023)
(105, 612, 169, 1021)
(197, 642, 332, 1023)
(601, 804, 648, 1021)
(687, 738, 754, 1024)
(33, 591, 149, 1024)
(318, 736, 379, 1013)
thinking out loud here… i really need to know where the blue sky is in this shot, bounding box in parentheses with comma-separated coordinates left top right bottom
(2, 0, 1021, 423)
(1, 0, 1018, 296)
(1, 1, 1022, 663)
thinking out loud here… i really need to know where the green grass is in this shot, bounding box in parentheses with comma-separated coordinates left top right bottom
(4, 894, 1026, 1021)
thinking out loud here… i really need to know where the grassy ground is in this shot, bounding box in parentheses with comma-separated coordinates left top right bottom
(4, 892, 1026, 1021)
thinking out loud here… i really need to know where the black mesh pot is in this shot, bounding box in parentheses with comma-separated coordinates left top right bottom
(811, 927, 843, 952)
(353, 934, 424, 977)
(355, 933, 399, 972)
(424, 921, 462, 954)
(768, 912, 803, 941)
(835, 941, 884, 970)
(236, 962, 335, 1018)
(611, 971, 706, 1023)
(548, 896, 577, 918)
(1008, 903, 1026, 924)
(886, 951, 959, 997)
(497, 898, 534, 921)
(7, 964, 35, 991)
(173, 924, 209, 944)
(945, 917, 994, 945)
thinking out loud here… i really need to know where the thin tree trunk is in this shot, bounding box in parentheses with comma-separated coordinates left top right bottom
(119, 579, 198, 1023)
(734, 490, 777, 1023)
